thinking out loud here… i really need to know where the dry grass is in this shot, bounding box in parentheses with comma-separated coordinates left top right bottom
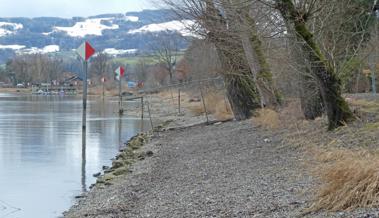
(348, 98, 379, 108)
(148, 89, 233, 120)
(251, 100, 305, 130)
(187, 104, 205, 116)
(157, 90, 175, 99)
(273, 97, 379, 213)
(348, 98, 379, 116)
(251, 108, 280, 129)
(278, 99, 305, 124)
(86, 84, 133, 96)
(155, 90, 180, 107)
(186, 91, 233, 121)
(205, 92, 233, 120)
(307, 147, 379, 212)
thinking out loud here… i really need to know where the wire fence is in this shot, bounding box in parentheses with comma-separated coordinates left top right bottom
(121, 77, 231, 132)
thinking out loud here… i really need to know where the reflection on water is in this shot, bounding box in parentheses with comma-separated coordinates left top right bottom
(0, 94, 146, 218)
(81, 129, 86, 193)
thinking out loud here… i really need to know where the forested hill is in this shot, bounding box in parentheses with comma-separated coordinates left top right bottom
(0, 9, 192, 63)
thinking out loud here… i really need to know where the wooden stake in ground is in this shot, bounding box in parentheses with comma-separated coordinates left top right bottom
(101, 77, 106, 99)
(82, 61, 88, 129)
(76, 41, 95, 130)
(115, 66, 125, 115)
(178, 89, 181, 114)
(147, 101, 154, 131)
(141, 97, 144, 132)
(199, 82, 209, 124)
(76, 41, 95, 196)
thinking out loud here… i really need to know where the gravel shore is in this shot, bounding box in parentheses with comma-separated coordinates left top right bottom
(64, 93, 379, 218)
(65, 120, 314, 217)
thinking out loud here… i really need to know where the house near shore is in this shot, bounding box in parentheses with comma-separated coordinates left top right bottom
(58, 72, 84, 87)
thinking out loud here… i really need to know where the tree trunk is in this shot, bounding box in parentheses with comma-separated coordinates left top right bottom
(204, 0, 261, 120)
(212, 35, 261, 120)
(242, 11, 281, 107)
(224, 1, 280, 108)
(277, 0, 354, 129)
(284, 17, 323, 119)
(299, 74, 323, 119)
(289, 40, 324, 119)
(224, 74, 260, 120)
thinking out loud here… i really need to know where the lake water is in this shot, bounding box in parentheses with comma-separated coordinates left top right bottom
(0, 93, 146, 218)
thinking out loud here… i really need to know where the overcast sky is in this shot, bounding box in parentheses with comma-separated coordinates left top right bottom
(0, 0, 159, 18)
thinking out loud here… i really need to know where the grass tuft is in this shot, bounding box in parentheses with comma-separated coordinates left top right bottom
(251, 108, 280, 129)
(308, 147, 379, 212)
(186, 91, 233, 121)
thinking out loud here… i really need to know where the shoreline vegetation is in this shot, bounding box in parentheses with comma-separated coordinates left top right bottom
(95, 132, 150, 187)
(2, 87, 379, 217)
(64, 92, 379, 218)
(92, 120, 174, 189)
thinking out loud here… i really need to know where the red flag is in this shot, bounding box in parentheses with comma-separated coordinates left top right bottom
(77, 41, 95, 61)
(120, 67, 125, 77)
(85, 42, 95, 61)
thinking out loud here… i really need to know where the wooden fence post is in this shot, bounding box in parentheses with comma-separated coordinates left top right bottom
(141, 97, 144, 132)
(178, 89, 181, 114)
(199, 82, 209, 124)
(147, 101, 154, 131)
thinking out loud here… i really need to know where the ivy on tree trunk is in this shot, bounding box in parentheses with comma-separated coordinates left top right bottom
(277, 0, 354, 129)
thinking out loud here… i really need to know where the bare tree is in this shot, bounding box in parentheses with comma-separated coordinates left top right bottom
(6, 54, 64, 84)
(272, 0, 355, 129)
(135, 57, 149, 82)
(222, 0, 281, 107)
(7, 56, 29, 84)
(163, 0, 279, 119)
(0, 65, 11, 83)
(89, 52, 111, 82)
(150, 32, 180, 84)
(312, 0, 376, 90)
(259, 0, 375, 120)
(184, 39, 221, 80)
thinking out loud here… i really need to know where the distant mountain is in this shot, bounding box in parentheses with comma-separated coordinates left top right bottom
(0, 9, 193, 63)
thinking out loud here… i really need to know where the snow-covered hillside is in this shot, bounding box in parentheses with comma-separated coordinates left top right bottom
(53, 18, 120, 37)
(0, 44, 25, 50)
(103, 48, 138, 56)
(123, 16, 139, 22)
(50, 15, 140, 37)
(128, 20, 196, 37)
(0, 22, 23, 37)
(16, 45, 60, 54)
(0, 10, 193, 63)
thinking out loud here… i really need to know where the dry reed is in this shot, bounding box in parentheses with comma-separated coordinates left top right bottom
(308, 147, 379, 212)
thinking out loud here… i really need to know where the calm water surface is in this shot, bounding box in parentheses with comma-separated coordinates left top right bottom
(0, 93, 146, 218)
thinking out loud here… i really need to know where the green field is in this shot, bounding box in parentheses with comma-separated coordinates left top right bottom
(112, 55, 158, 66)
(112, 53, 184, 66)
